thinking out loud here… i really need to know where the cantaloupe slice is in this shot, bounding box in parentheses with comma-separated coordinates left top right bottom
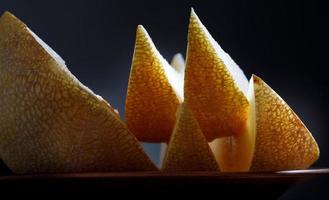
(184, 9, 249, 141)
(0, 12, 157, 174)
(162, 103, 219, 171)
(125, 25, 183, 142)
(250, 75, 319, 171)
(210, 76, 256, 172)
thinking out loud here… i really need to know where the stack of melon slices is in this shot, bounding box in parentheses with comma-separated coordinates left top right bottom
(0, 10, 319, 174)
(126, 9, 319, 172)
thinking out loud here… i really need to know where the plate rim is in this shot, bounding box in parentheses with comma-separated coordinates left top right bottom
(0, 168, 328, 181)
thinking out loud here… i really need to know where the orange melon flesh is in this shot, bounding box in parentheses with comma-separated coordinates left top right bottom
(125, 25, 183, 142)
(251, 75, 319, 171)
(0, 12, 157, 173)
(184, 9, 249, 141)
(162, 103, 219, 171)
(210, 76, 256, 172)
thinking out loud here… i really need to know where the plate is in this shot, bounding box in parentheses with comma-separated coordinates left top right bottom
(0, 167, 328, 199)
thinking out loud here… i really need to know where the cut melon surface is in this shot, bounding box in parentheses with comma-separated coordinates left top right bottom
(162, 103, 219, 171)
(210, 76, 256, 172)
(0, 12, 157, 173)
(125, 26, 183, 142)
(184, 9, 249, 141)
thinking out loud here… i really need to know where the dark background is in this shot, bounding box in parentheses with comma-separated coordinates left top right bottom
(1, 0, 328, 199)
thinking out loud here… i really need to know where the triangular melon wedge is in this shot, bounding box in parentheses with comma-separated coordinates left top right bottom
(125, 25, 183, 142)
(212, 75, 319, 172)
(251, 75, 319, 171)
(0, 12, 157, 173)
(210, 76, 256, 172)
(162, 103, 219, 171)
(185, 9, 249, 141)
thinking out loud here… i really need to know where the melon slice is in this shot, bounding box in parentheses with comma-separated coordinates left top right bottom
(125, 25, 183, 142)
(184, 9, 249, 141)
(0, 12, 157, 174)
(210, 76, 256, 172)
(162, 103, 219, 171)
(250, 75, 319, 171)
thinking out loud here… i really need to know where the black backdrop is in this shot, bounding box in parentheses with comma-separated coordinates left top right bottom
(1, 0, 329, 199)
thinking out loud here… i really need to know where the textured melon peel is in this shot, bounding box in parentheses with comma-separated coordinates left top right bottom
(162, 103, 219, 171)
(0, 12, 157, 173)
(251, 75, 319, 171)
(210, 76, 256, 172)
(125, 25, 183, 142)
(184, 9, 250, 141)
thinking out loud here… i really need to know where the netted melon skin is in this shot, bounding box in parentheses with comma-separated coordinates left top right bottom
(251, 75, 319, 171)
(162, 103, 219, 171)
